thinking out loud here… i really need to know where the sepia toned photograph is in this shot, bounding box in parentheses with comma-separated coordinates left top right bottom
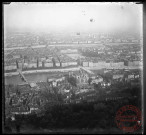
(3, 2, 144, 134)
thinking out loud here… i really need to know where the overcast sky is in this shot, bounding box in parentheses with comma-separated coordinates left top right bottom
(4, 2, 142, 34)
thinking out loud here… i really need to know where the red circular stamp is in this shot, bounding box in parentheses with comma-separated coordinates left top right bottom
(115, 105, 142, 132)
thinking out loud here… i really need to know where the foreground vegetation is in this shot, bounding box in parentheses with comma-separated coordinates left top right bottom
(4, 86, 142, 133)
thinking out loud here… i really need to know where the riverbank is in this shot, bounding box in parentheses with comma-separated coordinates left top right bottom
(4, 65, 142, 77)
(4, 43, 104, 51)
(4, 67, 81, 77)
(4, 43, 141, 51)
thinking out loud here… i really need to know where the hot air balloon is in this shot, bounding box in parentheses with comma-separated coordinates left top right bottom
(90, 18, 95, 22)
(90, 18, 93, 22)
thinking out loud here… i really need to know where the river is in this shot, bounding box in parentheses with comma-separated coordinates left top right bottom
(4, 65, 142, 85)
(4, 72, 68, 85)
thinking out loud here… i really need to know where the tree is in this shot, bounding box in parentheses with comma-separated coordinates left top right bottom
(37, 58, 39, 68)
(9, 98, 12, 106)
(88, 78, 92, 85)
(16, 87, 20, 96)
(70, 89, 76, 100)
(24, 55, 28, 59)
(56, 93, 63, 102)
(93, 103, 106, 111)
(93, 83, 100, 90)
(67, 76, 77, 87)
(52, 58, 56, 67)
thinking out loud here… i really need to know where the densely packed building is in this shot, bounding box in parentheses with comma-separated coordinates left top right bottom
(4, 32, 142, 116)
